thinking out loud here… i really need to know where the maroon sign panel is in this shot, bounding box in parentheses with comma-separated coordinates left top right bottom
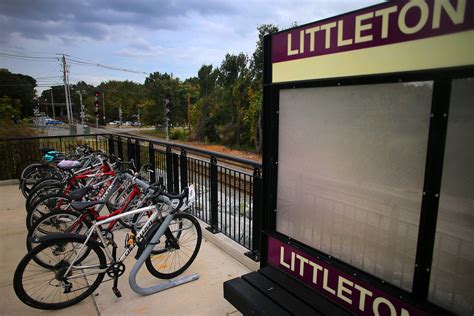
(268, 236, 427, 316)
(272, 0, 474, 63)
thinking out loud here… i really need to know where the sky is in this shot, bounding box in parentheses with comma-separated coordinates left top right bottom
(0, 0, 380, 91)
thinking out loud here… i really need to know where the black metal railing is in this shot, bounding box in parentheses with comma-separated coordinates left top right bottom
(0, 133, 262, 261)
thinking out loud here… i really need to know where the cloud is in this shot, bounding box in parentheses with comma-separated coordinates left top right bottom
(0, 0, 238, 41)
(0, 0, 381, 90)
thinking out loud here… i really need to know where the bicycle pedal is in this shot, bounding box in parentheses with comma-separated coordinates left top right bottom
(112, 287, 122, 298)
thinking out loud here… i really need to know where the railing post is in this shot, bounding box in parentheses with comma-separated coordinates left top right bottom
(127, 138, 134, 164)
(166, 146, 173, 193)
(206, 156, 219, 234)
(135, 139, 141, 170)
(117, 138, 123, 160)
(149, 142, 156, 183)
(108, 136, 114, 156)
(180, 149, 188, 191)
(95, 134, 98, 150)
(245, 166, 262, 261)
(172, 153, 179, 194)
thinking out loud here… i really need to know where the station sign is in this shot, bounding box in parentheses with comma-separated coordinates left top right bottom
(271, 0, 474, 82)
(268, 236, 426, 316)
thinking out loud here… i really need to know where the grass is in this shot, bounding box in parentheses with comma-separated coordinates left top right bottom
(139, 127, 190, 141)
(0, 120, 38, 138)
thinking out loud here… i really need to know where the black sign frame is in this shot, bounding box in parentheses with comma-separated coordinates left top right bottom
(261, 26, 473, 314)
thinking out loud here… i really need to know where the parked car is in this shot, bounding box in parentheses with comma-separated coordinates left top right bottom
(45, 118, 63, 125)
(133, 122, 141, 127)
(125, 121, 133, 126)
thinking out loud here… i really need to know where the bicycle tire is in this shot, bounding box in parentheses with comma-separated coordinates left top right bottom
(114, 197, 145, 230)
(26, 194, 72, 231)
(21, 166, 62, 197)
(13, 234, 106, 310)
(145, 213, 202, 279)
(26, 176, 62, 194)
(27, 210, 92, 269)
(20, 165, 59, 196)
(19, 162, 45, 181)
(25, 181, 64, 212)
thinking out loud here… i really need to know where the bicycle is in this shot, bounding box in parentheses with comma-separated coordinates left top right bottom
(26, 172, 154, 264)
(24, 151, 111, 210)
(25, 159, 150, 231)
(19, 145, 97, 197)
(13, 184, 201, 310)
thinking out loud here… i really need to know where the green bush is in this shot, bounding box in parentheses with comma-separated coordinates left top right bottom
(169, 127, 187, 141)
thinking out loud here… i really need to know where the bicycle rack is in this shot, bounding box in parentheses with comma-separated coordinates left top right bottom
(129, 213, 199, 295)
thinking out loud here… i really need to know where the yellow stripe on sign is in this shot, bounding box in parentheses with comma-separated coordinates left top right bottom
(272, 30, 474, 83)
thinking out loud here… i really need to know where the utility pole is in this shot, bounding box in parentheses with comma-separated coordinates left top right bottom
(50, 89, 55, 120)
(61, 54, 72, 125)
(67, 83, 73, 123)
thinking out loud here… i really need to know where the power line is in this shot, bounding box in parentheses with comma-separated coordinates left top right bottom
(0, 52, 59, 62)
(0, 52, 58, 59)
(66, 57, 149, 75)
(0, 48, 57, 56)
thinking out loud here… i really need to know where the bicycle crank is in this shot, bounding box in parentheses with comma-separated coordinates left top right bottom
(106, 262, 125, 298)
(106, 262, 126, 278)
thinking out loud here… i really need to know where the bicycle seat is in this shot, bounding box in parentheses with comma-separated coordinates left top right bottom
(70, 200, 104, 211)
(58, 160, 82, 170)
(68, 186, 93, 201)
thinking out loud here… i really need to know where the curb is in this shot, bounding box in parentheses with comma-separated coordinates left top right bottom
(0, 179, 19, 186)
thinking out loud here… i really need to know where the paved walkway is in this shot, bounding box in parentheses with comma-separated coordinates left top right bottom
(0, 184, 248, 315)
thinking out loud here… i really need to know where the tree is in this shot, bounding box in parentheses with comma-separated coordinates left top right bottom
(197, 65, 218, 99)
(250, 24, 279, 82)
(0, 69, 36, 117)
(215, 53, 252, 146)
(144, 72, 176, 126)
(248, 24, 279, 152)
(0, 96, 21, 122)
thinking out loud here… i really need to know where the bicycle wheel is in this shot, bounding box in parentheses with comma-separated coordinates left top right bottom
(26, 194, 72, 231)
(145, 213, 202, 279)
(27, 210, 91, 269)
(13, 235, 106, 310)
(25, 182, 64, 212)
(19, 162, 45, 182)
(114, 196, 149, 230)
(21, 166, 61, 198)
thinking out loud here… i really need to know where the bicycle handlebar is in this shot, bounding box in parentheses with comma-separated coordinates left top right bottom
(123, 172, 190, 207)
(123, 172, 150, 190)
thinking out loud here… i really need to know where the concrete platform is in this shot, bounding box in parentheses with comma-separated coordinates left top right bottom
(0, 184, 250, 315)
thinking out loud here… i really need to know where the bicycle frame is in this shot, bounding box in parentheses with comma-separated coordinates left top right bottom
(64, 163, 114, 194)
(63, 204, 163, 278)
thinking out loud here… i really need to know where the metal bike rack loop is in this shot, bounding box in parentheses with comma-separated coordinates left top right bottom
(129, 213, 199, 295)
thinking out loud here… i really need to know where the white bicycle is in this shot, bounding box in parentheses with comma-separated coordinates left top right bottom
(13, 184, 201, 310)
